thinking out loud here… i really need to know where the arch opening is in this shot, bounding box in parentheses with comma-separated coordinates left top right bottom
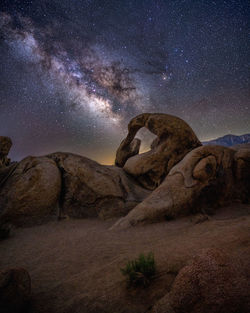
(135, 127, 158, 154)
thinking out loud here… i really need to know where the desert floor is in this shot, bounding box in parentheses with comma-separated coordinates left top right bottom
(1, 203, 250, 313)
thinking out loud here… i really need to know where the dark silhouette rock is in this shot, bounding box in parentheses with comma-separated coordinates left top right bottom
(0, 136, 18, 189)
(0, 268, 31, 313)
(115, 138, 141, 168)
(115, 113, 201, 190)
(0, 136, 12, 167)
(0, 223, 11, 240)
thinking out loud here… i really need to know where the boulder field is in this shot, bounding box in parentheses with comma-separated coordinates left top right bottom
(0, 113, 249, 227)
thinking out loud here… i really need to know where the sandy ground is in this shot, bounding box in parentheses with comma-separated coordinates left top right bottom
(1, 203, 250, 313)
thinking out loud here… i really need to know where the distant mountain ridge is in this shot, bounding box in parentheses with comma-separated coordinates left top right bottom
(202, 133, 250, 147)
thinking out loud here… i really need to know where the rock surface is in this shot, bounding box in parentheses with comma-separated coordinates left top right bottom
(151, 249, 250, 313)
(0, 136, 12, 167)
(0, 156, 61, 226)
(48, 152, 150, 219)
(0, 113, 249, 227)
(0, 152, 150, 225)
(0, 268, 31, 313)
(112, 145, 250, 228)
(115, 113, 201, 190)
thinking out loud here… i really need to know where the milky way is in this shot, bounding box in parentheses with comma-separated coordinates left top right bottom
(0, 0, 249, 164)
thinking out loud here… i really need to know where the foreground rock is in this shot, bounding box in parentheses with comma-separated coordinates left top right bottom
(115, 113, 201, 190)
(112, 145, 250, 228)
(0, 268, 31, 313)
(151, 249, 250, 313)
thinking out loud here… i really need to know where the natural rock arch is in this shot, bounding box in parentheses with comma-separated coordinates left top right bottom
(115, 113, 202, 190)
(112, 145, 250, 229)
(0, 114, 250, 227)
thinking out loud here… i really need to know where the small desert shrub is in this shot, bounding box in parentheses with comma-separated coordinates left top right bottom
(120, 252, 156, 287)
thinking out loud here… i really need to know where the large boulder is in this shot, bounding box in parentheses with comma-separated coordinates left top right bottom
(0, 156, 61, 226)
(0, 152, 150, 226)
(48, 152, 150, 219)
(115, 113, 201, 190)
(0, 268, 31, 313)
(112, 145, 250, 228)
(151, 249, 250, 313)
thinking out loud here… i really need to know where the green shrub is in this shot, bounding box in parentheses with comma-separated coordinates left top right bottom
(120, 252, 156, 287)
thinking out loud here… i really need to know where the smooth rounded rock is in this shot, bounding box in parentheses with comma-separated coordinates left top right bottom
(0, 156, 61, 226)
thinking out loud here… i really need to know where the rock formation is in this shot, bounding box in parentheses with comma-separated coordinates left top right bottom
(0, 151, 150, 226)
(0, 156, 61, 226)
(0, 268, 31, 313)
(151, 249, 250, 313)
(115, 113, 202, 190)
(0, 114, 249, 227)
(112, 145, 250, 228)
(0, 136, 12, 167)
(47, 152, 150, 220)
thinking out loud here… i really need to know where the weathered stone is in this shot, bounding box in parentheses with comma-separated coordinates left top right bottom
(151, 249, 250, 313)
(0, 151, 150, 225)
(48, 152, 150, 219)
(0, 136, 12, 167)
(191, 213, 209, 224)
(0, 162, 18, 189)
(112, 145, 250, 228)
(115, 138, 141, 168)
(0, 268, 31, 313)
(115, 113, 201, 190)
(0, 156, 61, 226)
(1, 114, 249, 227)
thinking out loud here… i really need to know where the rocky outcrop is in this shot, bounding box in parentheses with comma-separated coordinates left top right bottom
(0, 268, 31, 313)
(47, 152, 150, 220)
(0, 156, 61, 226)
(115, 113, 201, 190)
(0, 114, 249, 227)
(151, 249, 250, 313)
(115, 138, 141, 168)
(0, 136, 12, 167)
(112, 145, 250, 228)
(0, 152, 150, 225)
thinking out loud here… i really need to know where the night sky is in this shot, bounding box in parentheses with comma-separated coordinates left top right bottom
(1, 0, 249, 164)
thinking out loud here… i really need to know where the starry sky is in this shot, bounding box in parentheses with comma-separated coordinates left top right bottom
(0, 0, 249, 164)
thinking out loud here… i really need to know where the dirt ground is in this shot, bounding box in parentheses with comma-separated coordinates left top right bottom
(1, 203, 250, 313)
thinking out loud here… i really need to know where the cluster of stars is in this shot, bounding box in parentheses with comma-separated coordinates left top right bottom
(0, 0, 249, 164)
